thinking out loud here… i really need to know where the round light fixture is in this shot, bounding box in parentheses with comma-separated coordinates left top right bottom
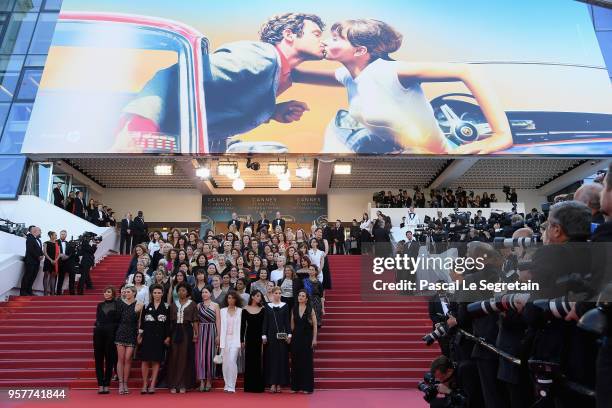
(232, 178, 245, 191)
(278, 178, 291, 191)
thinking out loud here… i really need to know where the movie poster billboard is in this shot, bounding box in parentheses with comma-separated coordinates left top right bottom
(21, 0, 612, 155)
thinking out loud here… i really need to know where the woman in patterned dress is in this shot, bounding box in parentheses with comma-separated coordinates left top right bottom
(114, 284, 144, 394)
(196, 287, 220, 392)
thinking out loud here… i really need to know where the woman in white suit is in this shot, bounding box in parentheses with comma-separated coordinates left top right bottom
(219, 290, 244, 393)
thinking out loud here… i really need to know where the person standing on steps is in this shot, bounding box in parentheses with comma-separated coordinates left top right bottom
(20, 225, 43, 296)
(167, 282, 198, 393)
(136, 284, 170, 394)
(241, 290, 266, 393)
(93, 286, 120, 394)
(114, 284, 144, 395)
(120, 213, 133, 255)
(262, 286, 292, 393)
(196, 287, 220, 392)
(290, 289, 317, 394)
(220, 290, 243, 393)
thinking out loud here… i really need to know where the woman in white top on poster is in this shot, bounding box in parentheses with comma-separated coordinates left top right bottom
(293, 19, 511, 155)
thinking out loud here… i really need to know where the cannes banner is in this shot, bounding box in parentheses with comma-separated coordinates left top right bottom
(21, 0, 612, 155)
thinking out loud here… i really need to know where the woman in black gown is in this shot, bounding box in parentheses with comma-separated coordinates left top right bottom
(291, 289, 318, 393)
(137, 284, 170, 394)
(93, 286, 120, 394)
(262, 286, 292, 393)
(240, 290, 265, 393)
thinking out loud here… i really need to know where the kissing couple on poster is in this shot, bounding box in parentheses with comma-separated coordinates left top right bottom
(118, 12, 511, 154)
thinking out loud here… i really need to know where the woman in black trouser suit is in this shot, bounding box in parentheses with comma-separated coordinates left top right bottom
(93, 286, 120, 394)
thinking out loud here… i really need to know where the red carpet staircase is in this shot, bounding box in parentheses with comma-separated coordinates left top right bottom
(0, 255, 438, 389)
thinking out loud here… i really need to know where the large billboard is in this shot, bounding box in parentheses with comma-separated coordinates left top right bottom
(22, 0, 612, 155)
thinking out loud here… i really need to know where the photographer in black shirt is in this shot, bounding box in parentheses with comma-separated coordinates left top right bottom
(78, 233, 98, 295)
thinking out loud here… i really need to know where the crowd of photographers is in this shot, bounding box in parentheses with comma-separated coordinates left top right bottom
(372, 186, 517, 209)
(415, 167, 612, 408)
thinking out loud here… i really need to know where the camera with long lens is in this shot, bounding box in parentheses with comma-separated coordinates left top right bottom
(0, 218, 27, 237)
(467, 293, 531, 319)
(417, 372, 439, 402)
(493, 236, 541, 249)
(423, 322, 451, 346)
(80, 231, 101, 243)
(417, 371, 467, 407)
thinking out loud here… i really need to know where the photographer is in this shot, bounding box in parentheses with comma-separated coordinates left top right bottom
(591, 166, 612, 408)
(78, 233, 98, 295)
(528, 201, 597, 407)
(424, 355, 467, 408)
(458, 242, 509, 408)
(495, 227, 535, 408)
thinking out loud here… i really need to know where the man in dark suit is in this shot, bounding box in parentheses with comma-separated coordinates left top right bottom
(132, 210, 147, 246)
(272, 211, 285, 231)
(120, 213, 133, 255)
(55, 230, 77, 295)
(404, 231, 420, 258)
(331, 219, 345, 254)
(53, 182, 65, 208)
(227, 212, 242, 230)
(472, 209, 487, 225)
(20, 226, 43, 296)
(93, 204, 107, 227)
(74, 191, 85, 218)
(257, 212, 270, 233)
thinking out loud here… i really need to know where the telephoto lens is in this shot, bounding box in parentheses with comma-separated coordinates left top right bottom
(422, 322, 449, 346)
(493, 236, 540, 249)
(532, 297, 573, 320)
(467, 294, 531, 318)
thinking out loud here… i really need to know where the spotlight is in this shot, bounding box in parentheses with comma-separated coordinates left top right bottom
(295, 166, 312, 179)
(154, 163, 173, 176)
(195, 167, 211, 179)
(279, 178, 291, 191)
(334, 162, 351, 175)
(269, 159, 288, 176)
(217, 160, 238, 177)
(246, 158, 261, 171)
(232, 178, 245, 191)
(296, 157, 312, 179)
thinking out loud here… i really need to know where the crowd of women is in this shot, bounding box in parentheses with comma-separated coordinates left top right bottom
(93, 222, 330, 395)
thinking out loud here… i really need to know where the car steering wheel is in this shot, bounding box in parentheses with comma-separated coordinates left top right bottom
(430, 93, 488, 146)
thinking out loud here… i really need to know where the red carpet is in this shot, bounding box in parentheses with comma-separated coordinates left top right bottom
(0, 255, 436, 393)
(4, 389, 428, 408)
